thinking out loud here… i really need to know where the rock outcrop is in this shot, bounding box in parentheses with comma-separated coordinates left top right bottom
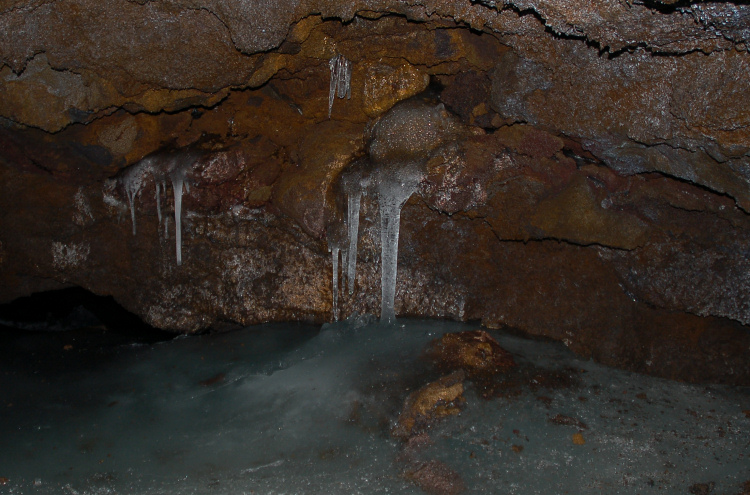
(1, 0, 749, 384)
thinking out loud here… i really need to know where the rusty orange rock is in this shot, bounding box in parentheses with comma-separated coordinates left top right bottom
(392, 371, 466, 440)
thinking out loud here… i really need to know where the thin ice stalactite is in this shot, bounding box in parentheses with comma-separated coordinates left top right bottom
(346, 192, 361, 295)
(328, 54, 352, 118)
(331, 246, 340, 321)
(169, 165, 189, 267)
(327, 235, 348, 322)
(121, 163, 150, 236)
(115, 150, 202, 266)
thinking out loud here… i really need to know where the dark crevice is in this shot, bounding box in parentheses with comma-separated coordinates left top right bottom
(0, 287, 171, 340)
(479, 219, 638, 251)
(630, 169, 749, 214)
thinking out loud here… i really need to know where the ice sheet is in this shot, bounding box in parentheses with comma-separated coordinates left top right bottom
(1, 318, 748, 494)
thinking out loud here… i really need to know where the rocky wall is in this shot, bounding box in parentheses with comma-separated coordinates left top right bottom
(1, 1, 749, 384)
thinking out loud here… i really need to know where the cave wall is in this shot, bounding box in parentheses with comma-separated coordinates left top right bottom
(1, 0, 749, 384)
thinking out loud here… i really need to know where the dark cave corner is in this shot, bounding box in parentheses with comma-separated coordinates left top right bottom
(0, 287, 174, 368)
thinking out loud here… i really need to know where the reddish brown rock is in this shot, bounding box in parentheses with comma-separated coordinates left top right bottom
(403, 460, 466, 495)
(427, 330, 516, 377)
(392, 371, 466, 440)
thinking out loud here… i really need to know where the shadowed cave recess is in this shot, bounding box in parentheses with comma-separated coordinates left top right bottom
(1, 0, 750, 386)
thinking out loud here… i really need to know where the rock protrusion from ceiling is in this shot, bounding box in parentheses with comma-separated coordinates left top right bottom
(475, 0, 750, 54)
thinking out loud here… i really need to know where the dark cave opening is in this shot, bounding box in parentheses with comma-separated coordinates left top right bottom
(0, 287, 173, 343)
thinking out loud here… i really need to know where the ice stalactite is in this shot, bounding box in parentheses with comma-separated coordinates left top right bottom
(327, 230, 348, 321)
(376, 164, 423, 324)
(328, 54, 352, 118)
(346, 192, 361, 295)
(331, 246, 340, 321)
(335, 159, 422, 323)
(155, 181, 162, 224)
(330, 98, 456, 322)
(340, 159, 371, 296)
(169, 163, 190, 267)
(121, 162, 151, 235)
(117, 150, 200, 266)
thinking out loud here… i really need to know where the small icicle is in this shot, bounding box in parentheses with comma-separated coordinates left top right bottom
(162, 180, 169, 239)
(346, 191, 362, 295)
(172, 174, 184, 266)
(328, 54, 352, 118)
(126, 186, 138, 235)
(328, 57, 338, 119)
(169, 162, 192, 266)
(344, 59, 352, 100)
(121, 164, 148, 236)
(155, 181, 162, 225)
(341, 248, 348, 290)
(377, 164, 423, 324)
(331, 246, 340, 321)
(336, 56, 349, 98)
(166, 150, 201, 266)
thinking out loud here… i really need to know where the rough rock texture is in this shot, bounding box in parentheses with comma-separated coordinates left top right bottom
(392, 370, 466, 440)
(1, 0, 749, 384)
(426, 330, 516, 377)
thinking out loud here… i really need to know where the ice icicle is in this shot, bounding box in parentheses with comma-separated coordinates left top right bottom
(172, 174, 184, 265)
(331, 246, 340, 321)
(161, 180, 168, 239)
(121, 164, 150, 235)
(346, 192, 361, 295)
(169, 163, 192, 266)
(376, 163, 423, 324)
(340, 158, 370, 295)
(126, 185, 138, 235)
(154, 181, 162, 224)
(328, 55, 352, 118)
(165, 150, 201, 266)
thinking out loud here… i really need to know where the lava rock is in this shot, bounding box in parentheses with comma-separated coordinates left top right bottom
(392, 370, 466, 440)
(426, 330, 516, 377)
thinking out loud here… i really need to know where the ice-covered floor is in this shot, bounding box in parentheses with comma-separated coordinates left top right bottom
(1, 317, 748, 494)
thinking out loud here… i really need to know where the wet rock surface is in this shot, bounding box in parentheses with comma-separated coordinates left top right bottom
(1, 1, 750, 384)
(426, 330, 516, 377)
(392, 370, 466, 440)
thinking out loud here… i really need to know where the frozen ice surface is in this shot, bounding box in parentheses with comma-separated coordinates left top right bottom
(1, 318, 748, 494)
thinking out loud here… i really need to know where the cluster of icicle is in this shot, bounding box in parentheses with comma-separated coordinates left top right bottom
(330, 160, 424, 324)
(328, 54, 352, 118)
(328, 97, 463, 324)
(119, 150, 201, 266)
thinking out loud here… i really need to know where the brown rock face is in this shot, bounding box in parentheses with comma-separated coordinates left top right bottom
(1, 1, 749, 384)
(427, 330, 516, 377)
(392, 371, 466, 440)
